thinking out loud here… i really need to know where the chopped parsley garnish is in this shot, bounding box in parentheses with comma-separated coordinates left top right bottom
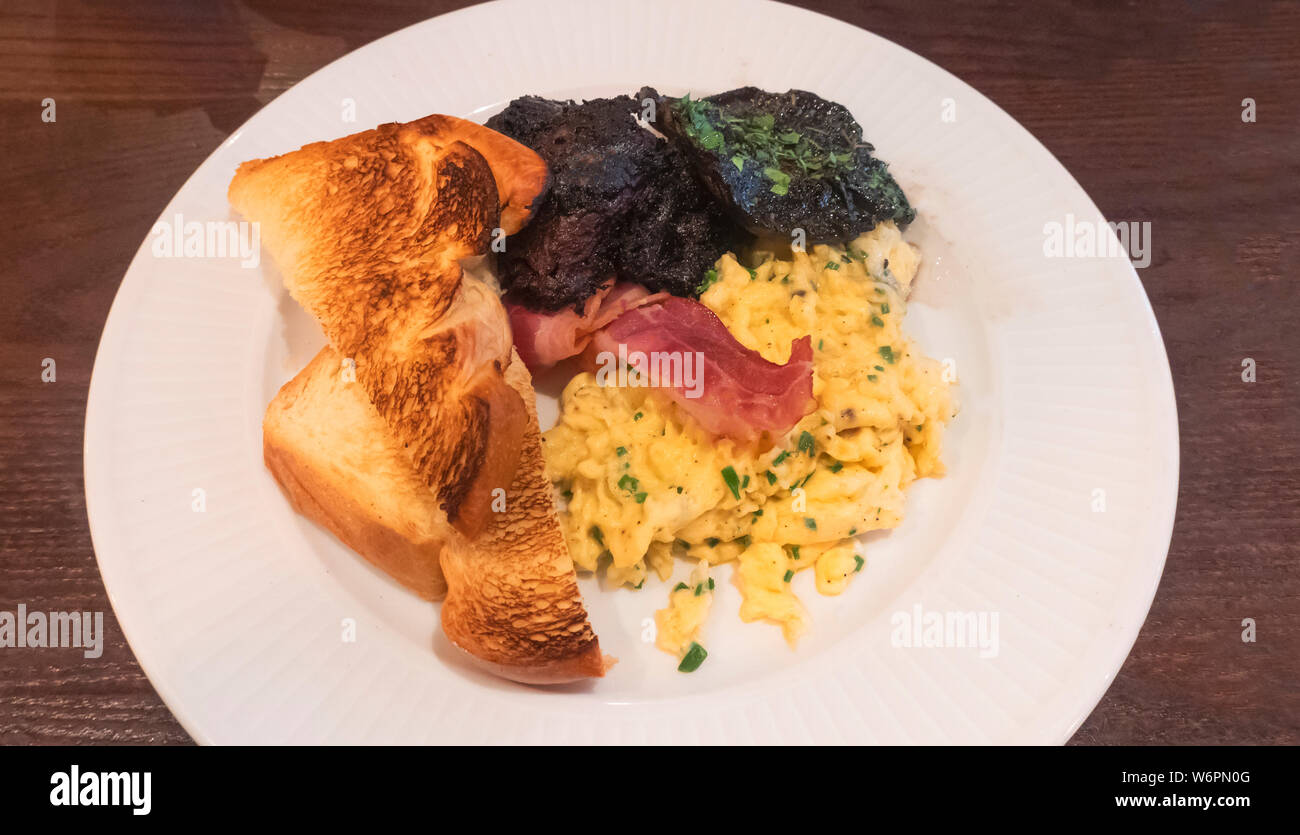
(721, 465, 741, 499)
(618, 474, 639, 492)
(764, 166, 790, 196)
(634, 492, 648, 504)
(678, 642, 708, 673)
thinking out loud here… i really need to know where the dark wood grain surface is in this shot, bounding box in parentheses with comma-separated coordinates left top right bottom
(1, 0, 1296, 745)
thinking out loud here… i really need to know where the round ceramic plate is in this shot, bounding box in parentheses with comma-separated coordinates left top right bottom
(85, 0, 1178, 744)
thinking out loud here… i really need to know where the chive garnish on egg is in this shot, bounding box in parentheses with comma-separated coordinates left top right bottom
(721, 465, 741, 499)
(678, 642, 708, 673)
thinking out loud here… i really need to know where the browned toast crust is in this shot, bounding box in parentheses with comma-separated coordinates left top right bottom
(230, 117, 537, 534)
(439, 355, 611, 683)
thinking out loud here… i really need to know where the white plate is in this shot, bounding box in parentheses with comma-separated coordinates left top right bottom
(85, 0, 1178, 744)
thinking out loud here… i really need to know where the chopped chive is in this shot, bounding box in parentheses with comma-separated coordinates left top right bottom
(706, 537, 720, 547)
(589, 526, 604, 545)
(829, 461, 843, 473)
(742, 474, 751, 489)
(854, 555, 865, 572)
(849, 527, 857, 536)
(748, 268, 758, 280)
(707, 577, 715, 590)
(867, 374, 878, 382)
(818, 339, 824, 351)
(618, 474, 638, 492)
(562, 488, 573, 501)
(874, 365, 885, 372)
(804, 518, 818, 531)
(678, 642, 708, 672)
(721, 465, 741, 499)
(752, 508, 764, 517)
(791, 545, 801, 560)
(773, 450, 789, 466)
(797, 431, 815, 456)
(783, 570, 794, 583)
(878, 345, 895, 364)
(737, 534, 752, 548)
(635, 579, 645, 589)
(880, 302, 890, 314)
(633, 411, 643, 421)
(616, 446, 628, 456)
(694, 583, 704, 596)
(674, 582, 689, 592)
(825, 261, 840, 270)
(634, 492, 648, 503)
(765, 470, 778, 485)
(871, 314, 884, 327)
(676, 486, 684, 494)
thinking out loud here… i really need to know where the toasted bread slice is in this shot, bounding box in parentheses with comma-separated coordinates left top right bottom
(439, 353, 612, 683)
(264, 345, 609, 683)
(229, 115, 546, 535)
(264, 347, 450, 600)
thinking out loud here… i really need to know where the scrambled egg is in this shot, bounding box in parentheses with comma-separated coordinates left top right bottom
(541, 221, 955, 666)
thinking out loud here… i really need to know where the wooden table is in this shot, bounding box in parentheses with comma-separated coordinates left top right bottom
(1, 0, 1295, 745)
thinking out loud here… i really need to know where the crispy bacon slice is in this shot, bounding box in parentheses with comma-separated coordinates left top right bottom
(507, 282, 669, 371)
(587, 297, 815, 442)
